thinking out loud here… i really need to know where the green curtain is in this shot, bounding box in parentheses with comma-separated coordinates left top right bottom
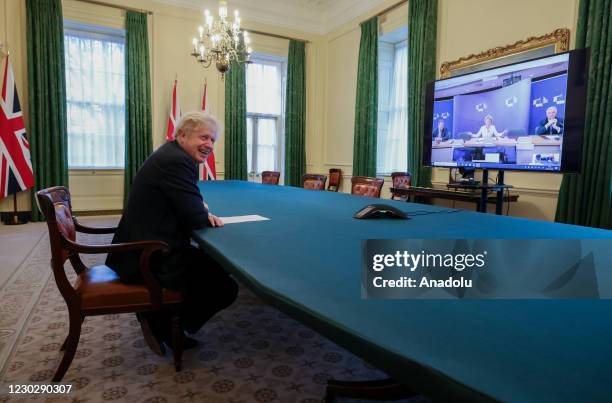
(124, 11, 152, 206)
(26, 0, 68, 221)
(224, 62, 247, 180)
(352, 16, 378, 177)
(407, 0, 438, 187)
(555, 0, 611, 229)
(284, 40, 306, 186)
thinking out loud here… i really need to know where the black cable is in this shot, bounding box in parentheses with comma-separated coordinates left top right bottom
(404, 209, 463, 217)
(506, 186, 511, 216)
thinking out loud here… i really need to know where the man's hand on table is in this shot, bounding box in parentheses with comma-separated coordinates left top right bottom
(208, 213, 224, 227)
(203, 202, 224, 227)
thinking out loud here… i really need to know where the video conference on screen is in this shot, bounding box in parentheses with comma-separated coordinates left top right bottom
(430, 53, 569, 172)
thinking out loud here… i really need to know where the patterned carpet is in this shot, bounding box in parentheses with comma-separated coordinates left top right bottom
(0, 231, 428, 403)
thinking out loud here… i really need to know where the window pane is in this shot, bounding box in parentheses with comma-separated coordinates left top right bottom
(246, 62, 282, 115)
(256, 118, 277, 173)
(246, 57, 284, 177)
(247, 117, 254, 173)
(257, 145, 276, 173)
(65, 27, 125, 168)
(377, 41, 408, 174)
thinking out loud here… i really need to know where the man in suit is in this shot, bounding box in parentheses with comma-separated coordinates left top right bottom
(106, 111, 238, 354)
(535, 106, 564, 135)
(432, 119, 451, 142)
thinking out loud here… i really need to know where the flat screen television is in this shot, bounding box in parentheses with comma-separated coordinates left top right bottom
(423, 49, 589, 173)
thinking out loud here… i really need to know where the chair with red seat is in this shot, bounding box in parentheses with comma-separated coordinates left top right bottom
(390, 172, 412, 201)
(302, 174, 327, 190)
(36, 186, 184, 382)
(350, 176, 384, 198)
(327, 168, 342, 192)
(261, 171, 281, 184)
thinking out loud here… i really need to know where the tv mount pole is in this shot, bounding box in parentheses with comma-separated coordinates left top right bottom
(479, 169, 507, 214)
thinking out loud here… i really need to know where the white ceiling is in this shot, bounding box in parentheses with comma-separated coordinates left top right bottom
(154, 0, 388, 35)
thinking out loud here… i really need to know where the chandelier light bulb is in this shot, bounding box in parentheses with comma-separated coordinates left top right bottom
(198, 26, 204, 38)
(219, 1, 227, 19)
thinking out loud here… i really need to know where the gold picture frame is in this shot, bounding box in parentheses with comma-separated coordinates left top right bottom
(440, 28, 570, 78)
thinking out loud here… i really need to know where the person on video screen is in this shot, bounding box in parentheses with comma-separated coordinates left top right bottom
(535, 106, 564, 135)
(470, 115, 506, 141)
(432, 119, 451, 142)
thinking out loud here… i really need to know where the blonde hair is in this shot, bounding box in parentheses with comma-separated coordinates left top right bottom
(484, 115, 494, 123)
(174, 111, 222, 138)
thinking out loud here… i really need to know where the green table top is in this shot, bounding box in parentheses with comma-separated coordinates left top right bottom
(193, 180, 612, 403)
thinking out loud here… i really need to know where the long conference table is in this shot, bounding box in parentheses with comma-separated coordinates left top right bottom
(193, 180, 612, 403)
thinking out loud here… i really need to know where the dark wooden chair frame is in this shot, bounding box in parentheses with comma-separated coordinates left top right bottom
(327, 168, 342, 192)
(36, 186, 183, 382)
(350, 176, 385, 198)
(302, 174, 327, 190)
(390, 172, 412, 200)
(261, 171, 281, 185)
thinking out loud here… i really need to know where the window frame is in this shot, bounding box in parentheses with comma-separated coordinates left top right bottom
(377, 33, 408, 176)
(63, 19, 126, 170)
(245, 55, 287, 179)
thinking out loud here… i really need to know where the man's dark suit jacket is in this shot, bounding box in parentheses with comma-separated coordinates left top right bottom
(106, 140, 209, 290)
(535, 117, 564, 135)
(432, 127, 450, 141)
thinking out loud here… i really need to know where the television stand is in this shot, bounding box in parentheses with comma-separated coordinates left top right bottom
(447, 169, 513, 214)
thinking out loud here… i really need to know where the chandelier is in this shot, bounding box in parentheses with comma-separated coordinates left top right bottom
(191, 0, 251, 77)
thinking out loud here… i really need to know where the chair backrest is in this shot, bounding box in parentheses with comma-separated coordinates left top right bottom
(302, 174, 327, 190)
(391, 172, 412, 189)
(351, 176, 384, 198)
(261, 171, 280, 185)
(36, 186, 79, 300)
(328, 168, 342, 192)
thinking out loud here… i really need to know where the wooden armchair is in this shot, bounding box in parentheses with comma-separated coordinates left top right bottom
(261, 171, 281, 185)
(36, 186, 184, 382)
(302, 174, 327, 190)
(350, 176, 384, 198)
(390, 172, 412, 201)
(327, 168, 342, 192)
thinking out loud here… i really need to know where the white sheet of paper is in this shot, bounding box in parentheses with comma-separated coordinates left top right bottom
(219, 215, 270, 224)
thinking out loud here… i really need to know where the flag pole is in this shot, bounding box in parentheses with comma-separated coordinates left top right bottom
(5, 193, 26, 225)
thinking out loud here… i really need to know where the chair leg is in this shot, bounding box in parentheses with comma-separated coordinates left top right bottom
(60, 316, 84, 351)
(53, 310, 82, 382)
(171, 314, 182, 372)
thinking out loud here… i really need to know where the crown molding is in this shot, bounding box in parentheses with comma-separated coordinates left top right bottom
(153, 0, 388, 35)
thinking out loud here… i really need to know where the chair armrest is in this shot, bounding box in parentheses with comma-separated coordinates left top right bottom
(63, 238, 170, 309)
(73, 217, 117, 234)
(63, 238, 167, 254)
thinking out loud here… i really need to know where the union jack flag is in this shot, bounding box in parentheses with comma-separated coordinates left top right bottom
(165, 79, 181, 141)
(0, 56, 34, 199)
(199, 79, 216, 181)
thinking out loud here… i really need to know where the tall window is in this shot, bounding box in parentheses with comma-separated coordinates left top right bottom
(246, 58, 285, 176)
(64, 21, 126, 168)
(377, 37, 408, 174)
